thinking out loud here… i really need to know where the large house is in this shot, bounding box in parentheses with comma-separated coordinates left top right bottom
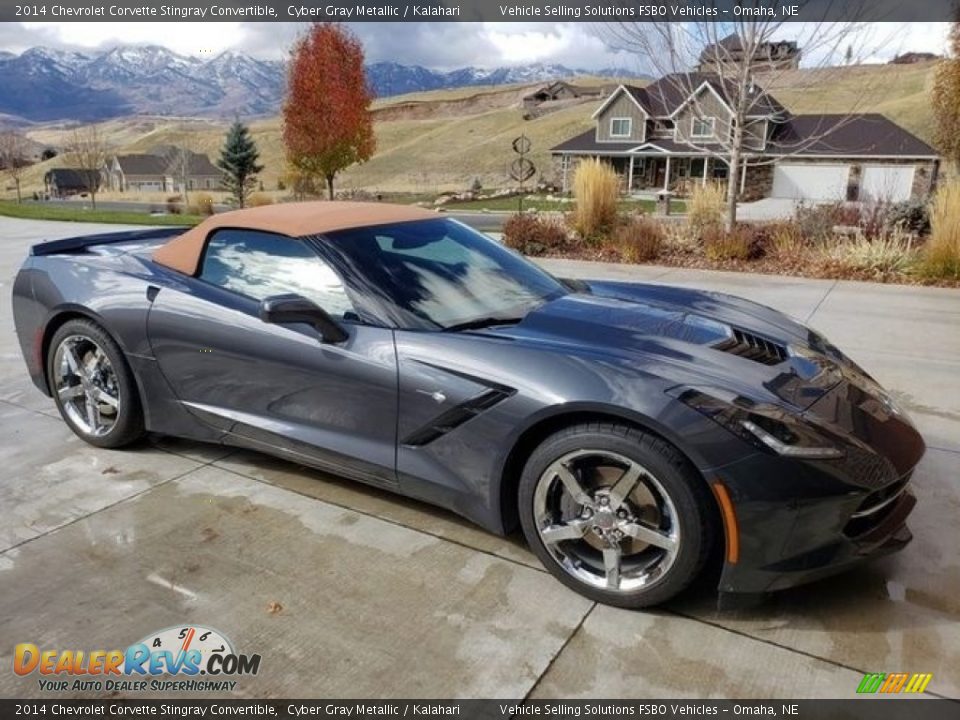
(550, 74, 939, 203)
(103, 148, 222, 193)
(697, 34, 800, 73)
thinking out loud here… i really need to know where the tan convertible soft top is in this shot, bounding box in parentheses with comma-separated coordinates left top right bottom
(153, 201, 437, 275)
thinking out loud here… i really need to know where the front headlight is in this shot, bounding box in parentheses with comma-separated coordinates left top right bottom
(674, 388, 844, 460)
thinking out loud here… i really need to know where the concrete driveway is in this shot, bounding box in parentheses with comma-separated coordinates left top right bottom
(737, 197, 799, 221)
(0, 217, 958, 699)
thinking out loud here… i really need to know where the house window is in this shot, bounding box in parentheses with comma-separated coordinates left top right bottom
(691, 117, 716, 138)
(609, 118, 632, 137)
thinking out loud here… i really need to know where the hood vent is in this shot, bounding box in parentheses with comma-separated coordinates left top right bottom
(714, 328, 788, 366)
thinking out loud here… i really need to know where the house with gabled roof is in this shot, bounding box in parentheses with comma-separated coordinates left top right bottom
(550, 73, 939, 203)
(104, 148, 222, 193)
(698, 34, 800, 73)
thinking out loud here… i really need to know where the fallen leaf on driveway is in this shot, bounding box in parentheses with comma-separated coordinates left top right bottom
(266, 601, 283, 615)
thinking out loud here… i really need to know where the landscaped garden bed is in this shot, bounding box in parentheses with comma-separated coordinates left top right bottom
(503, 159, 960, 288)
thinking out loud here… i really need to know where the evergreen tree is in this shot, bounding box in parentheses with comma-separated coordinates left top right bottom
(217, 121, 263, 208)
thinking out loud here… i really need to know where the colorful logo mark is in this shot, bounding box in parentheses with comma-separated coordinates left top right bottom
(857, 672, 933, 694)
(13, 625, 260, 678)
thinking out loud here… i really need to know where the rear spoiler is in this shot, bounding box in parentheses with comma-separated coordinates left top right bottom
(30, 228, 182, 257)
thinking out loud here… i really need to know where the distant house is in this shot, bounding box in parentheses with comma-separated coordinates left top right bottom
(104, 154, 169, 192)
(697, 34, 800, 73)
(522, 81, 603, 109)
(104, 148, 223, 193)
(43, 168, 102, 198)
(550, 74, 939, 202)
(889, 52, 940, 65)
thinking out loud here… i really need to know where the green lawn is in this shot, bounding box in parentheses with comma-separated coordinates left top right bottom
(441, 196, 685, 214)
(0, 201, 203, 226)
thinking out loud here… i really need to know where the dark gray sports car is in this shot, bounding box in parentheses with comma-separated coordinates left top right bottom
(12, 202, 925, 607)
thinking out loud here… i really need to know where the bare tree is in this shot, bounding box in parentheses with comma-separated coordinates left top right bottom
(597, 11, 891, 229)
(164, 143, 195, 207)
(66, 125, 107, 209)
(0, 131, 29, 204)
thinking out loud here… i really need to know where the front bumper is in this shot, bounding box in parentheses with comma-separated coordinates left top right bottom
(709, 377, 925, 596)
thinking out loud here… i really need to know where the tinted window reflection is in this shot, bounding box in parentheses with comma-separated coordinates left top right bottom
(200, 229, 354, 317)
(322, 218, 567, 329)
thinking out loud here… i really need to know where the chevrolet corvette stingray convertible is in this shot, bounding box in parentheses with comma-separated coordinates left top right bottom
(12, 202, 925, 607)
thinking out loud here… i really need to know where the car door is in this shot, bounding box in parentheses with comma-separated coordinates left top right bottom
(146, 228, 398, 488)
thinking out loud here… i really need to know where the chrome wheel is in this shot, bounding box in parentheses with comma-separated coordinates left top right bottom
(52, 334, 121, 437)
(533, 448, 681, 593)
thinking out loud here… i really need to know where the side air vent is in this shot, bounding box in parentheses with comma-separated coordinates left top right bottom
(713, 329, 788, 366)
(402, 388, 515, 447)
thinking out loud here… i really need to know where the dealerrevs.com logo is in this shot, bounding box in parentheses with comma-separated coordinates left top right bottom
(13, 625, 261, 693)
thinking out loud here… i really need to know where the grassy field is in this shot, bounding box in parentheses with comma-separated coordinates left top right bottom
(0, 201, 202, 226)
(5, 62, 938, 201)
(761, 61, 936, 142)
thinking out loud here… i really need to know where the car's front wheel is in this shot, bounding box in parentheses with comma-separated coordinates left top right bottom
(519, 422, 714, 608)
(47, 318, 145, 448)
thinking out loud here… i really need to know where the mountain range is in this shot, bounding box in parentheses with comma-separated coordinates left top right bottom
(0, 45, 629, 124)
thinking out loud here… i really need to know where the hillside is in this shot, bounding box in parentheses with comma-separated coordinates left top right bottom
(7, 62, 938, 199)
(760, 60, 936, 143)
(0, 45, 628, 123)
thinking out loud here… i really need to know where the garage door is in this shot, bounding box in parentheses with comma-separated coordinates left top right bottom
(860, 165, 915, 202)
(772, 163, 850, 201)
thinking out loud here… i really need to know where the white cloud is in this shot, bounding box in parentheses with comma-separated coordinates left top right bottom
(1, 20, 951, 69)
(20, 21, 247, 56)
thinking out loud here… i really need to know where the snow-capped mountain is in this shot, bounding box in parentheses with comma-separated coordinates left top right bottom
(0, 45, 630, 123)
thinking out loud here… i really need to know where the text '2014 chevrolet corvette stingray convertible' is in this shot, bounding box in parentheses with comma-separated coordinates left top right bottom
(12, 202, 925, 607)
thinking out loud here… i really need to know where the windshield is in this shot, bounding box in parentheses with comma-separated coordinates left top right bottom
(320, 218, 568, 330)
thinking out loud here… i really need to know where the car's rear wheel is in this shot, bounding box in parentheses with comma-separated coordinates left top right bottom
(518, 422, 714, 608)
(47, 319, 145, 448)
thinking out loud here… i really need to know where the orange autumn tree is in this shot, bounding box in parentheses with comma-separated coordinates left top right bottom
(283, 23, 375, 200)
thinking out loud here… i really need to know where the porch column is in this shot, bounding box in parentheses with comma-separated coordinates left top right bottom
(702, 157, 709, 185)
(627, 156, 634, 193)
(740, 160, 747, 195)
(663, 156, 672, 191)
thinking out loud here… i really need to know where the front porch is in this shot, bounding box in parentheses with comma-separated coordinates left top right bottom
(556, 152, 763, 199)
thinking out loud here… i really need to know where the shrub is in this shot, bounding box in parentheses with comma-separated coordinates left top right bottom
(766, 220, 808, 256)
(503, 213, 569, 256)
(166, 195, 183, 215)
(827, 229, 918, 275)
(884, 199, 931, 236)
(571, 158, 619, 240)
(613, 216, 664, 263)
(919, 181, 960, 280)
(687, 182, 726, 235)
(187, 191, 215, 216)
(703, 225, 753, 261)
(471, 177, 483, 192)
(247, 192, 274, 207)
(794, 201, 846, 240)
(663, 222, 699, 254)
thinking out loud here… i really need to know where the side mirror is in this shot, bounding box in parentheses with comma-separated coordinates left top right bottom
(259, 293, 348, 344)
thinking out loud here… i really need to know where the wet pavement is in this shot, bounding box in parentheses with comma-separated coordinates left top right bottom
(0, 217, 958, 699)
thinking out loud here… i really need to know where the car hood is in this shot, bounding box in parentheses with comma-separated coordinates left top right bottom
(486, 281, 844, 411)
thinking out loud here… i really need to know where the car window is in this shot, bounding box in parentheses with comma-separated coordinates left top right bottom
(200, 229, 354, 317)
(322, 218, 567, 330)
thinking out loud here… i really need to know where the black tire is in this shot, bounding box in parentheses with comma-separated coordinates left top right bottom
(47, 318, 145, 448)
(518, 421, 715, 608)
